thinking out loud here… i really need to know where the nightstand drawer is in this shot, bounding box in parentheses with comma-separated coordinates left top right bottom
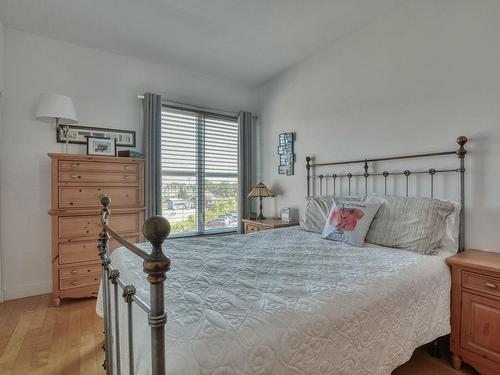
(463, 271, 500, 298)
(244, 223, 261, 233)
(242, 219, 299, 234)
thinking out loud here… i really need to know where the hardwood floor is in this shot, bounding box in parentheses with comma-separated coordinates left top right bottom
(393, 345, 478, 375)
(0, 294, 480, 375)
(0, 294, 103, 375)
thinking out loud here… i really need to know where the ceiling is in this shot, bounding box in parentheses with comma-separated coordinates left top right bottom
(0, 0, 402, 86)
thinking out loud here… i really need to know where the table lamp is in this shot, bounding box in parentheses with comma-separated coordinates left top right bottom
(248, 182, 275, 219)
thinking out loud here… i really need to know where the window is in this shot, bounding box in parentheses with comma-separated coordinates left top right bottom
(161, 105, 239, 237)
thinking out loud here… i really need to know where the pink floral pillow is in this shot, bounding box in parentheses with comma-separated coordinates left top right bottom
(322, 201, 381, 247)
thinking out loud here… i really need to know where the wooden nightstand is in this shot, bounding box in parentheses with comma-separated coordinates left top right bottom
(447, 249, 500, 375)
(242, 218, 299, 234)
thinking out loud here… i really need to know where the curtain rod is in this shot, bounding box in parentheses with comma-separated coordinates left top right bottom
(137, 94, 241, 119)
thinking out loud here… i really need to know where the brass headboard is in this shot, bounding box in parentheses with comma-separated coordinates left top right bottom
(305, 136, 467, 251)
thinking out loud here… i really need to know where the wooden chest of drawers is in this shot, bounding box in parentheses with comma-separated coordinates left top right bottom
(447, 250, 500, 375)
(49, 153, 145, 305)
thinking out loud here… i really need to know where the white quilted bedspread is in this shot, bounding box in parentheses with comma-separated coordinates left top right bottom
(97, 227, 451, 375)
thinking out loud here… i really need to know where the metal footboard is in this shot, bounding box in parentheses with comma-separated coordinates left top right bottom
(98, 196, 171, 375)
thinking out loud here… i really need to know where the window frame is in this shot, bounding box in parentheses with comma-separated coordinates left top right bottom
(161, 102, 239, 238)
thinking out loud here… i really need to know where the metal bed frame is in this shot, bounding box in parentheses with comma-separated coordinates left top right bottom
(98, 196, 171, 375)
(98, 135, 467, 375)
(306, 136, 467, 252)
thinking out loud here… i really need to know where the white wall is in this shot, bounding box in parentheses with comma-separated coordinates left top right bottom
(0, 28, 258, 300)
(0, 20, 5, 302)
(259, 0, 500, 252)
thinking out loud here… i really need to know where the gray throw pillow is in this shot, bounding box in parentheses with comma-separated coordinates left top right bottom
(365, 196, 455, 255)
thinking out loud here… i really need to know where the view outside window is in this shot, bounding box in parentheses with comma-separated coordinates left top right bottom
(161, 107, 238, 236)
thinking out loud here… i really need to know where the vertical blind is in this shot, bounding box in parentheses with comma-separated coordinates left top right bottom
(161, 105, 239, 236)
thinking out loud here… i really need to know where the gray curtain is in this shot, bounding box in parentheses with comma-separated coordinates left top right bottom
(237, 111, 256, 233)
(143, 93, 162, 217)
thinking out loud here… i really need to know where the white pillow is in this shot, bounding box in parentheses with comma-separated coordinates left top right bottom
(300, 195, 364, 234)
(322, 200, 381, 247)
(438, 200, 461, 253)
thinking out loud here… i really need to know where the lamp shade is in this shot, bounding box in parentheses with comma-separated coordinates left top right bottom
(248, 182, 275, 198)
(36, 94, 78, 125)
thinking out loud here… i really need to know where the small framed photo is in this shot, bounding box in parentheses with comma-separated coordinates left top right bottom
(281, 208, 291, 222)
(249, 212, 257, 220)
(87, 137, 116, 156)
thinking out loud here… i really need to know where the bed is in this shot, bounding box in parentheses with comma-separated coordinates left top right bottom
(96, 136, 468, 375)
(98, 227, 452, 375)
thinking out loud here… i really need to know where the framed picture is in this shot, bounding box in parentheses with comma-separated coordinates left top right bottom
(278, 132, 295, 175)
(57, 125, 136, 147)
(281, 208, 291, 222)
(87, 137, 117, 156)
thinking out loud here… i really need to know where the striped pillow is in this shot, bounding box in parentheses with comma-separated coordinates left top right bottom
(365, 196, 455, 255)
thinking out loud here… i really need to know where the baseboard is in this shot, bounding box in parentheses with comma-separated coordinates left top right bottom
(3, 282, 51, 301)
(0, 289, 4, 303)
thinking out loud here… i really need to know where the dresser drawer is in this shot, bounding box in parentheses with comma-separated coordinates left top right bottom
(59, 186, 141, 208)
(59, 160, 138, 174)
(58, 213, 140, 238)
(60, 264, 101, 278)
(58, 235, 140, 264)
(59, 171, 138, 184)
(463, 271, 500, 298)
(60, 273, 101, 290)
(59, 241, 100, 264)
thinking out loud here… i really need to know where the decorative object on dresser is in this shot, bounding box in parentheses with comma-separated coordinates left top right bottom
(48, 153, 145, 306)
(118, 150, 144, 158)
(36, 93, 78, 153)
(278, 132, 295, 175)
(248, 182, 275, 219)
(447, 249, 500, 375)
(57, 124, 137, 147)
(87, 136, 117, 156)
(242, 218, 298, 234)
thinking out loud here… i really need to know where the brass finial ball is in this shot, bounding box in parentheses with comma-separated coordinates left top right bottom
(101, 195, 111, 207)
(143, 216, 171, 243)
(457, 136, 468, 146)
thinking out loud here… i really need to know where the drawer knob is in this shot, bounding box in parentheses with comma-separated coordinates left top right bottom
(71, 281, 79, 286)
(124, 166, 129, 170)
(485, 282, 497, 289)
(70, 270, 78, 275)
(71, 175, 79, 179)
(124, 175, 129, 179)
